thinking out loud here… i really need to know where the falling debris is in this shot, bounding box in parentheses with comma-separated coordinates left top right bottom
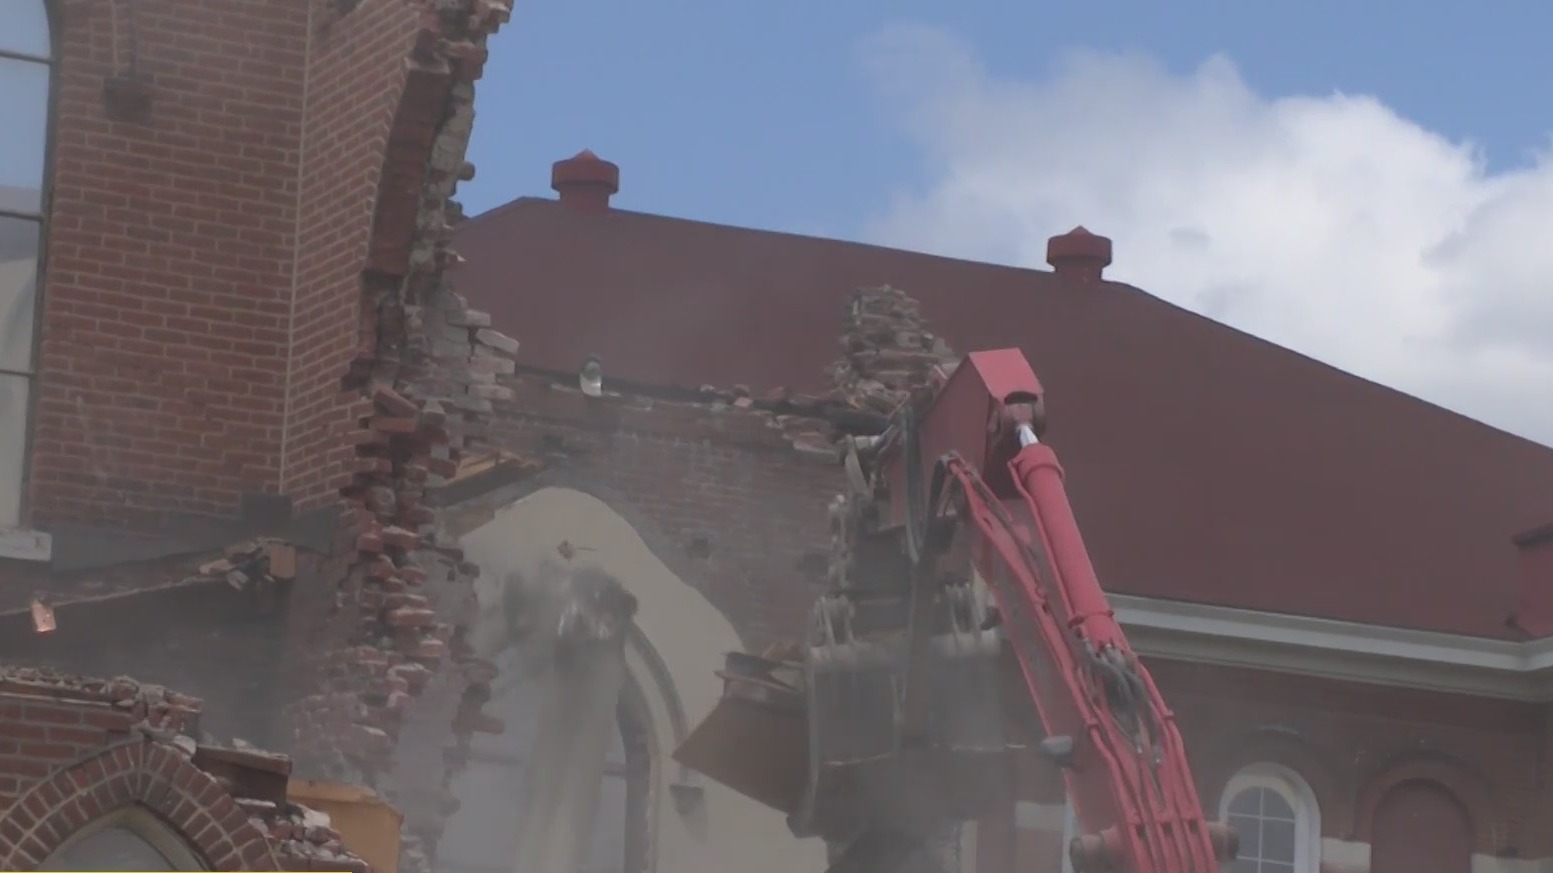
(471, 559, 639, 873)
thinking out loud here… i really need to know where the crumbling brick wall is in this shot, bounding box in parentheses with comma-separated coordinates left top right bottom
(0, 668, 371, 871)
(275, 4, 515, 869)
(9, 1, 512, 869)
(481, 284, 962, 646)
(489, 375, 845, 648)
(27, 0, 493, 527)
(280, 0, 425, 510)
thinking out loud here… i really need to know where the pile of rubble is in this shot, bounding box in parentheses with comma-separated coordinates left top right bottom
(826, 285, 958, 416)
(0, 667, 203, 736)
(244, 798, 370, 872)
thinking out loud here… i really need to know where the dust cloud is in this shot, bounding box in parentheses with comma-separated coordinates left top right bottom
(473, 559, 639, 873)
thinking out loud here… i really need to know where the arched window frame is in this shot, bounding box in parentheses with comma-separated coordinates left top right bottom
(40, 805, 209, 871)
(0, 0, 57, 534)
(1060, 801, 1077, 873)
(1220, 762, 1322, 873)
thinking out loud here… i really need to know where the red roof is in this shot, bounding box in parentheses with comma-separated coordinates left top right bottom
(451, 195, 1553, 640)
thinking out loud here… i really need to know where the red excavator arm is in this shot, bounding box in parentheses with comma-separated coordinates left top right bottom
(868, 349, 1236, 872)
(674, 348, 1237, 873)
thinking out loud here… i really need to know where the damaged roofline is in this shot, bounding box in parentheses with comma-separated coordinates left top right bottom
(507, 364, 893, 433)
(1115, 593, 1553, 702)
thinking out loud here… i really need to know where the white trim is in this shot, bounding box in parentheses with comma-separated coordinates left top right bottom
(1060, 802, 1076, 873)
(1220, 763, 1320, 873)
(957, 821, 978, 873)
(0, 526, 50, 562)
(1109, 594, 1553, 701)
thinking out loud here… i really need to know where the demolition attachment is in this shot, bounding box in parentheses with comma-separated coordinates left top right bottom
(676, 349, 1240, 873)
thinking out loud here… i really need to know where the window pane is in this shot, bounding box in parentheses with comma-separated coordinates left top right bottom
(1228, 813, 1260, 858)
(0, 56, 49, 215)
(1261, 818, 1296, 861)
(45, 825, 177, 871)
(1228, 787, 1262, 816)
(0, 216, 39, 372)
(0, 373, 26, 527)
(0, 3, 51, 60)
(1261, 788, 1295, 820)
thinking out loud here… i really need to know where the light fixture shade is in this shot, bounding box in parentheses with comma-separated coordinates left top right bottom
(30, 596, 55, 633)
(580, 356, 604, 397)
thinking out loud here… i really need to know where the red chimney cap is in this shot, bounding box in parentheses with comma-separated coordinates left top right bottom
(1046, 226, 1113, 282)
(552, 150, 620, 195)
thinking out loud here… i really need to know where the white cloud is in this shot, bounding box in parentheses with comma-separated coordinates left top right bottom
(859, 23, 1553, 446)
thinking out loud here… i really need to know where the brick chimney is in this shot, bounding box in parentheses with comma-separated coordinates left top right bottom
(551, 149, 619, 214)
(1046, 226, 1113, 283)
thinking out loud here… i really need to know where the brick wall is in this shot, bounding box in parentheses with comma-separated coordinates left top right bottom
(0, 669, 375, 871)
(0, 582, 291, 748)
(35, 0, 307, 525)
(6, 1, 512, 868)
(280, 1, 422, 509)
(1154, 661, 1546, 857)
(986, 659, 1553, 866)
(489, 373, 842, 648)
(487, 369, 1553, 868)
(26, 0, 446, 528)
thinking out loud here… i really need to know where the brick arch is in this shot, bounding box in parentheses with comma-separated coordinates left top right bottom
(1353, 751, 1499, 850)
(0, 739, 279, 871)
(1198, 725, 1347, 831)
(360, 4, 494, 283)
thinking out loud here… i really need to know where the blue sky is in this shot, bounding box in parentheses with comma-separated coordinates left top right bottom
(462, 2, 1548, 234)
(460, 2, 1553, 445)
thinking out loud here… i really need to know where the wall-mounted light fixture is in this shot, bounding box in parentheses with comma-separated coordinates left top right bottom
(579, 356, 604, 398)
(30, 593, 55, 634)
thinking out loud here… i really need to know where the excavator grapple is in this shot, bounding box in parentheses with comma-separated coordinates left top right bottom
(795, 581, 1006, 842)
(676, 349, 1240, 873)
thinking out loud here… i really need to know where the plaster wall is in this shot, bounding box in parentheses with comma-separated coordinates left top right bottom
(457, 486, 826, 873)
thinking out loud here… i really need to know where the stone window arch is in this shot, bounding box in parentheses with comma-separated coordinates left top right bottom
(1220, 763, 1321, 873)
(41, 806, 207, 871)
(0, 0, 54, 529)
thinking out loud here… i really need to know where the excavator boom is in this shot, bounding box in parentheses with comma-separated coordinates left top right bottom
(926, 352, 1235, 871)
(675, 349, 1237, 873)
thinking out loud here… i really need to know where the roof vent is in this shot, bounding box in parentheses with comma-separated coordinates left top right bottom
(551, 149, 619, 214)
(1046, 226, 1113, 283)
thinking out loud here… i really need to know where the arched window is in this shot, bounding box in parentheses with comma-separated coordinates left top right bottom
(0, 1, 53, 529)
(41, 807, 208, 871)
(1220, 763, 1321, 873)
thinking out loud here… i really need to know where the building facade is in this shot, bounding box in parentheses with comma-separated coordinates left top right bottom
(0, 1, 518, 869)
(445, 150, 1553, 873)
(5, 1, 1553, 871)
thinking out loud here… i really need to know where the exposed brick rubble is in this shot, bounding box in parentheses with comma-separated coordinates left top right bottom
(0, 667, 374, 872)
(826, 285, 958, 416)
(281, 3, 512, 870)
(246, 798, 369, 873)
(483, 288, 958, 476)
